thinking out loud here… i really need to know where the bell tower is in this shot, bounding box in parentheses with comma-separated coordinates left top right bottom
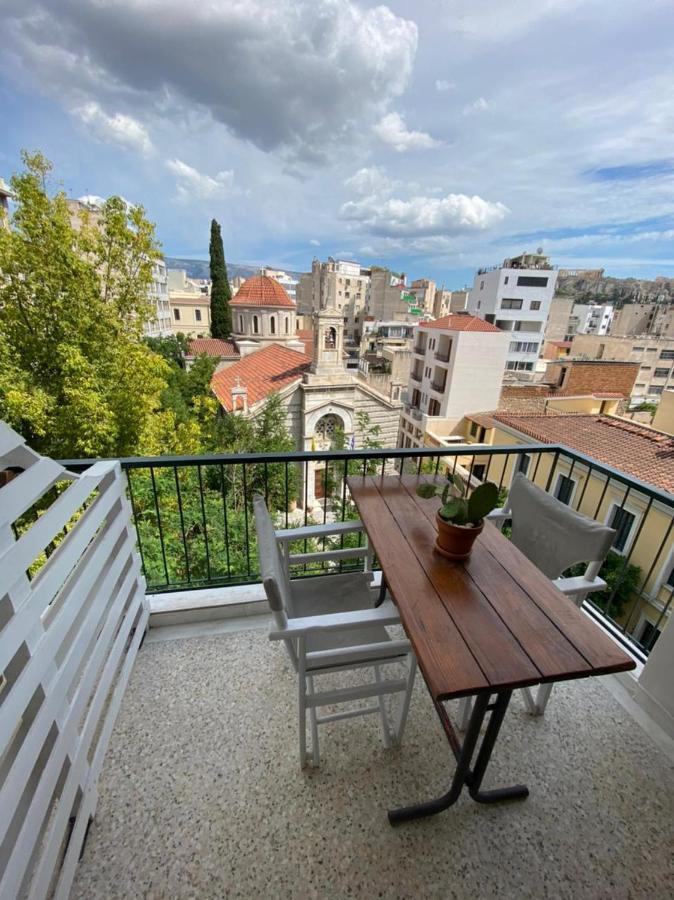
(310, 307, 345, 376)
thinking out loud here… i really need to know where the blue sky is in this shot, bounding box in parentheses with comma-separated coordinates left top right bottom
(2, 0, 674, 289)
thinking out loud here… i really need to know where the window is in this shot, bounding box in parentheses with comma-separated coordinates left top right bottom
(609, 506, 636, 553)
(501, 298, 523, 309)
(517, 275, 548, 287)
(554, 474, 575, 505)
(285, 317, 289, 334)
(470, 421, 479, 437)
(238, 315, 244, 332)
(517, 453, 531, 476)
(641, 365, 652, 371)
(638, 621, 661, 652)
(324, 326, 337, 349)
(480, 280, 484, 290)
(648, 386, 663, 396)
(253, 315, 259, 334)
(173, 308, 180, 321)
(270, 316, 276, 334)
(530, 301, 541, 310)
(660, 350, 674, 359)
(477, 301, 481, 309)
(654, 368, 670, 378)
(195, 309, 202, 322)
(505, 360, 534, 371)
(504, 276, 509, 285)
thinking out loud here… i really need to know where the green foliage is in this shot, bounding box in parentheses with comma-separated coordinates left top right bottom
(564, 550, 642, 619)
(417, 471, 499, 526)
(144, 334, 189, 368)
(209, 219, 232, 339)
(0, 151, 169, 458)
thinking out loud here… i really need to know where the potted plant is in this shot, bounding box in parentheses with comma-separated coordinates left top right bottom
(416, 473, 499, 560)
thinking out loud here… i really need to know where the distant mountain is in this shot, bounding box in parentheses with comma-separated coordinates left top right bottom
(165, 257, 304, 282)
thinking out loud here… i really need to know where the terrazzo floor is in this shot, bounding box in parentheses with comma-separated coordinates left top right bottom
(72, 628, 674, 900)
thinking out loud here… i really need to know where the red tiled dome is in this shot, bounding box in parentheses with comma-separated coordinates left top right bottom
(230, 275, 295, 308)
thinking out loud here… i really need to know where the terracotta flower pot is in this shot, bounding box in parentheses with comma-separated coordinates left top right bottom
(435, 513, 484, 561)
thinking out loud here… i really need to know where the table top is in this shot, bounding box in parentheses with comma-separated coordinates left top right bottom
(347, 474, 636, 702)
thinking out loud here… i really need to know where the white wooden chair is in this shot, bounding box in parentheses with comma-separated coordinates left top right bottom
(253, 494, 417, 767)
(461, 472, 616, 721)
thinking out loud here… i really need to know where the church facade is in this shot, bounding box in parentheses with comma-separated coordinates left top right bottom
(210, 275, 403, 508)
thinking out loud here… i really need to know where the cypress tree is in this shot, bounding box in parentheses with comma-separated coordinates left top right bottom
(209, 218, 232, 339)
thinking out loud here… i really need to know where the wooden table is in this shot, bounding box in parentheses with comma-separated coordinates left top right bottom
(347, 474, 636, 824)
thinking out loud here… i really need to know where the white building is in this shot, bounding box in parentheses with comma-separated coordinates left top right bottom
(466, 250, 558, 377)
(399, 314, 509, 448)
(0, 177, 12, 228)
(571, 302, 614, 337)
(145, 258, 172, 337)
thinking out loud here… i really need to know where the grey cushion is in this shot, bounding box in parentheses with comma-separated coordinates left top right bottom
(508, 473, 616, 579)
(252, 494, 292, 613)
(291, 573, 397, 669)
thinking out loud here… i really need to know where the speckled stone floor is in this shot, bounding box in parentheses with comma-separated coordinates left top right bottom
(72, 629, 674, 900)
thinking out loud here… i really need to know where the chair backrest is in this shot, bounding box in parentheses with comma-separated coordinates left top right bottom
(252, 493, 293, 627)
(507, 473, 616, 579)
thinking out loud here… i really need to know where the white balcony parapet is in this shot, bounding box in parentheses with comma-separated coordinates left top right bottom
(0, 422, 148, 900)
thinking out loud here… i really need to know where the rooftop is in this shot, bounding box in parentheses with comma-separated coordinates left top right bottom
(494, 413, 674, 493)
(69, 625, 674, 900)
(230, 274, 295, 308)
(211, 342, 311, 411)
(424, 314, 502, 333)
(187, 337, 239, 358)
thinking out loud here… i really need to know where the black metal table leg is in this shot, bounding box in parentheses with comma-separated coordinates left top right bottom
(388, 689, 528, 825)
(375, 575, 388, 607)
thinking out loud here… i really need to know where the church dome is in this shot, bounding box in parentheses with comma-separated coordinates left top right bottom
(230, 275, 295, 308)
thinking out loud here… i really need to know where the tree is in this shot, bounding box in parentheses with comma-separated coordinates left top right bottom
(0, 151, 169, 459)
(209, 218, 232, 339)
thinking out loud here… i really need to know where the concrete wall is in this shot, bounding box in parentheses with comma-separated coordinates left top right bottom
(653, 390, 674, 435)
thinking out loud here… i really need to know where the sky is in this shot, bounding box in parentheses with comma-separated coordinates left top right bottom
(2, 0, 674, 289)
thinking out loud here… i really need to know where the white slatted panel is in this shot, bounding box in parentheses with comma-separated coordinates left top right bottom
(0, 423, 148, 900)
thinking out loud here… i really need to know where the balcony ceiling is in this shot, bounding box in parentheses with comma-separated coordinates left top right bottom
(72, 627, 674, 899)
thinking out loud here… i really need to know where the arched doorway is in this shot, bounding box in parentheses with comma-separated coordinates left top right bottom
(313, 413, 343, 498)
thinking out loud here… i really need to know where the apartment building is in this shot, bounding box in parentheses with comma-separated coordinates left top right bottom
(368, 268, 418, 321)
(432, 288, 468, 318)
(295, 258, 370, 342)
(571, 332, 674, 403)
(399, 315, 508, 448)
(407, 278, 436, 316)
(0, 176, 11, 227)
(168, 268, 211, 337)
(466, 250, 558, 376)
(571, 302, 614, 336)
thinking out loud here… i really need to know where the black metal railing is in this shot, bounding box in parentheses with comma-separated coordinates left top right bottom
(59, 443, 674, 660)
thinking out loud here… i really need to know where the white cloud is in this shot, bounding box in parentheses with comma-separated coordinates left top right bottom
(340, 192, 508, 237)
(435, 79, 456, 92)
(73, 102, 154, 156)
(462, 97, 491, 115)
(344, 167, 396, 197)
(373, 112, 439, 152)
(166, 159, 234, 200)
(309, 239, 320, 246)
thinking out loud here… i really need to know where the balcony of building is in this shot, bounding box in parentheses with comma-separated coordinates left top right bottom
(412, 337, 427, 356)
(410, 365, 423, 383)
(3, 434, 674, 899)
(434, 336, 452, 363)
(430, 371, 447, 393)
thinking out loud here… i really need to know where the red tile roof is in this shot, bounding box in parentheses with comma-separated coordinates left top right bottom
(494, 413, 674, 493)
(187, 338, 239, 358)
(211, 343, 311, 412)
(230, 275, 295, 308)
(424, 315, 501, 333)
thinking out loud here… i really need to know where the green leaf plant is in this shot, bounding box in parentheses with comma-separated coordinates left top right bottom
(416, 472, 499, 527)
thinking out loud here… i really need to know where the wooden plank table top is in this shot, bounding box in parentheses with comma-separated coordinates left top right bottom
(347, 474, 636, 703)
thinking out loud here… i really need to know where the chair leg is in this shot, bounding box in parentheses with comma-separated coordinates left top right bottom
(374, 664, 391, 749)
(307, 675, 320, 767)
(298, 673, 308, 767)
(521, 683, 554, 716)
(458, 696, 473, 732)
(393, 654, 417, 745)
